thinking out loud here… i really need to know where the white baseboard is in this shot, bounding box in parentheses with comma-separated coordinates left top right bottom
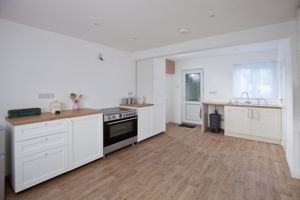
(224, 132, 281, 144)
(286, 156, 300, 179)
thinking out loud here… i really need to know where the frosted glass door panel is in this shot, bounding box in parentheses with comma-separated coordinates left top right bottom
(185, 73, 201, 101)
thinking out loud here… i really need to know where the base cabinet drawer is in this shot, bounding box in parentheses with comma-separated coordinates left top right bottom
(14, 120, 69, 142)
(14, 147, 68, 192)
(15, 132, 67, 158)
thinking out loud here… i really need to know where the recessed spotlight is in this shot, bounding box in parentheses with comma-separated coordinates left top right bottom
(132, 36, 138, 40)
(210, 14, 216, 18)
(93, 22, 101, 26)
(178, 28, 190, 34)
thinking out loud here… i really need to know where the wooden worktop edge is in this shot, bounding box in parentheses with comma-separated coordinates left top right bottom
(6, 108, 103, 126)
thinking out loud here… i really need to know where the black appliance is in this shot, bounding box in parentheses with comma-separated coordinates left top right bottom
(209, 110, 221, 133)
(103, 107, 137, 155)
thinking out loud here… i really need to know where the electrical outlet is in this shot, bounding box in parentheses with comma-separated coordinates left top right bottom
(209, 91, 217, 95)
(38, 93, 55, 99)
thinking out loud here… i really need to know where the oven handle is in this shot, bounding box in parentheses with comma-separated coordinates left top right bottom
(107, 117, 137, 125)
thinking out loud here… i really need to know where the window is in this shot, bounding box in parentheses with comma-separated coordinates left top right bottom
(233, 61, 279, 99)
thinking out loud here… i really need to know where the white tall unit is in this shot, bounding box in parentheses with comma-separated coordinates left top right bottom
(137, 58, 166, 134)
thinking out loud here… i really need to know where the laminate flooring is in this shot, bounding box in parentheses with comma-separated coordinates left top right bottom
(6, 123, 300, 200)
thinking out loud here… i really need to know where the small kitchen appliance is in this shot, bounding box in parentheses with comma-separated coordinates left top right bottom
(50, 100, 61, 114)
(102, 107, 137, 155)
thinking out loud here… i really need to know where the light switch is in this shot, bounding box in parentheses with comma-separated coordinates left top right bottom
(38, 93, 55, 99)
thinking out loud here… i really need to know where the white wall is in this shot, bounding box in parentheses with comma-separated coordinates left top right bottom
(0, 19, 136, 127)
(167, 50, 278, 124)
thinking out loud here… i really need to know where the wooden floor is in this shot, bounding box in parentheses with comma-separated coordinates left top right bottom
(6, 123, 300, 200)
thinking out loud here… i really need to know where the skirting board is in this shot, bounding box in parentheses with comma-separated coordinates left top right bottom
(286, 155, 300, 179)
(225, 132, 281, 145)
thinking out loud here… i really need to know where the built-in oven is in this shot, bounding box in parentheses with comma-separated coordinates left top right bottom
(104, 116, 137, 147)
(102, 108, 137, 155)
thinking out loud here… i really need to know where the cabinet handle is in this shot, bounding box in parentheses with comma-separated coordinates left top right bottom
(248, 109, 251, 119)
(44, 153, 48, 156)
(44, 138, 48, 141)
(256, 110, 259, 120)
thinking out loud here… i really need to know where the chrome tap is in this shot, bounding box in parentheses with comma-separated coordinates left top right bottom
(241, 91, 251, 104)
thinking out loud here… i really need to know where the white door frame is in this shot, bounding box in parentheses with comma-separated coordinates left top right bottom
(181, 68, 204, 125)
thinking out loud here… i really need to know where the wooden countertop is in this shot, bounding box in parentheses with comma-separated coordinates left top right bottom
(6, 108, 103, 126)
(202, 101, 282, 109)
(225, 103, 282, 109)
(202, 101, 227, 106)
(120, 103, 154, 108)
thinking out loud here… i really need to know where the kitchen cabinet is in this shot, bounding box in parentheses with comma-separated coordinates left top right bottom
(152, 104, 166, 134)
(6, 111, 103, 192)
(15, 147, 68, 192)
(137, 57, 166, 136)
(224, 107, 251, 136)
(137, 58, 166, 104)
(120, 104, 165, 142)
(225, 106, 282, 144)
(252, 108, 281, 140)
(137, 106, 153, 142)
(70, 114, 103, 169)
(7, 119, 70, 192)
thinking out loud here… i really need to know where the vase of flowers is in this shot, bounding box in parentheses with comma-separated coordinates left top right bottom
(70, 93, 83, 111)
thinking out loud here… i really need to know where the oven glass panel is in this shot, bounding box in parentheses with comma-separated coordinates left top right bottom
(109, 121, 133, 138)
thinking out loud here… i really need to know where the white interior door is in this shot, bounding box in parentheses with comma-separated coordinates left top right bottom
(182, 69, 204, 124)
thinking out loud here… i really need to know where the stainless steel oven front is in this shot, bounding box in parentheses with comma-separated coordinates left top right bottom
(103, 115, 137, 155)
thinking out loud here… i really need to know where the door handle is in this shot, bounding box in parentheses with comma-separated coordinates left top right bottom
(255, 110, 259, 120)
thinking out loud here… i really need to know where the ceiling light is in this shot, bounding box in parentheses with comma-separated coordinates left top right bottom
(132, 36, 138, 40)
(178, 28, 190, 34)
(210, 14, 216, 18)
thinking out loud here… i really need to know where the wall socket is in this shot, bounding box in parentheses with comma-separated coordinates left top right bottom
(38, 93, 55, 99)
(209, 91, 217, 95)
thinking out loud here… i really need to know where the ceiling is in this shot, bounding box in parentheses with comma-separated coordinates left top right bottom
(168, 40, 279, 61)
(0, 0, 299, 52)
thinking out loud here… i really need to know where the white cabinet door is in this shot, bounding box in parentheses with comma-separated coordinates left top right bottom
(138, 107, 153, 142)
(152, 104, 166, 135)
(15, 147, 68, 192)
(70, 114, 103, 169)
(137, 59, 154, 103)
(225, 106, 251, 136)
(252, 108, 282, 139)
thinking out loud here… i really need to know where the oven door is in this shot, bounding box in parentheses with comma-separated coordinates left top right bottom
(104, 116, 137, 147)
